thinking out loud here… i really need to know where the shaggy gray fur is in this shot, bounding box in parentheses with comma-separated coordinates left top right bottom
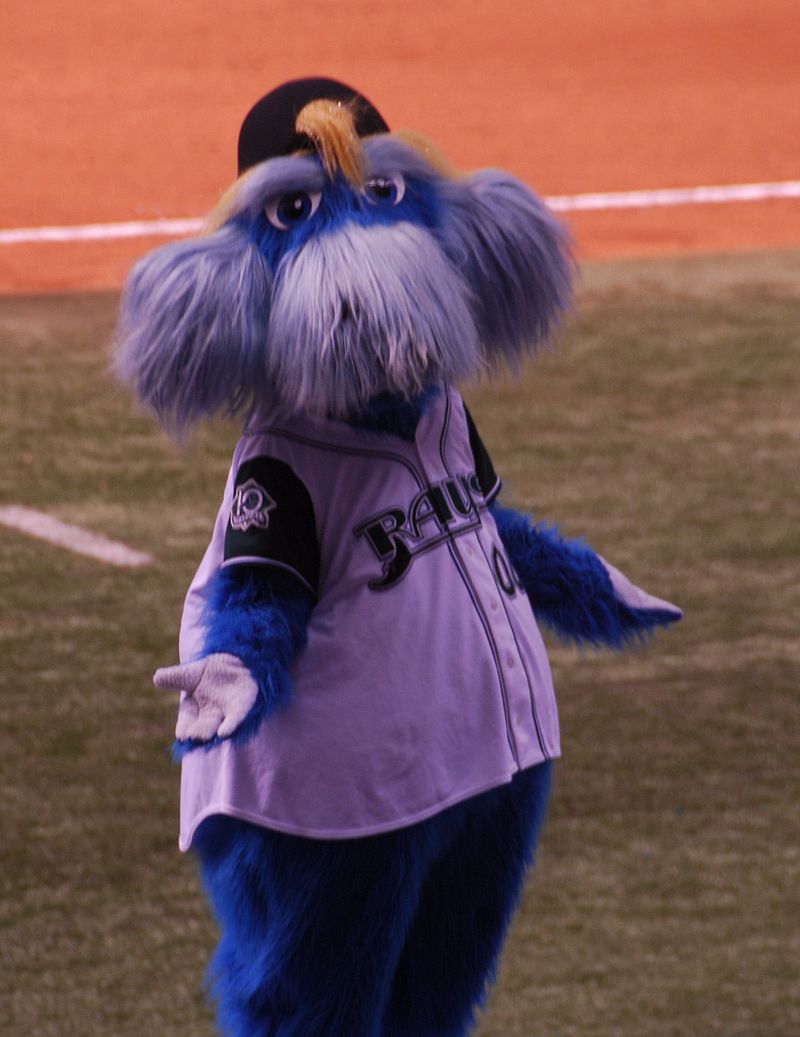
(115, 137, 573, 434)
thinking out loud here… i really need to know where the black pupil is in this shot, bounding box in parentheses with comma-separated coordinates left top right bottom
(279, 193, 309, 222)
(371, 179, 393, 199)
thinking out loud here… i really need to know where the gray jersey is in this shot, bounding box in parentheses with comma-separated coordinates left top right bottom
(178, 386, 560, 847)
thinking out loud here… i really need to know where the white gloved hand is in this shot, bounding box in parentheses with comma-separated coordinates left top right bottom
(153, 653, 259, 742)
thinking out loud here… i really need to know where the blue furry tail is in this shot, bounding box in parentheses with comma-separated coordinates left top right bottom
(172, 566, 313, 760)
(491, 502, 681, 649)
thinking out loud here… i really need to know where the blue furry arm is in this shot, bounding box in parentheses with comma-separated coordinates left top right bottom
(202, 565, 313, 705)
(490, 501, 682, 648)
(173, 566, 313, 758)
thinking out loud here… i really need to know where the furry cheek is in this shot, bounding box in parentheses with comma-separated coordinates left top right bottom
(115, 224, 274, 436)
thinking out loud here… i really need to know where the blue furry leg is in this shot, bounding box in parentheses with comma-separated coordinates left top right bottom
(383, 762, 553, 1037)
(194, 762, 553, 1037)
(194, 813, 445, 1037)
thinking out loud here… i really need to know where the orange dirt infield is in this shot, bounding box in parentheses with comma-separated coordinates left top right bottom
(2, 0, 799, 294)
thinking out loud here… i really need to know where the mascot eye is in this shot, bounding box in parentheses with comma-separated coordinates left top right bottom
(364, 175, 405, 206)
(265, 190, 322, 230)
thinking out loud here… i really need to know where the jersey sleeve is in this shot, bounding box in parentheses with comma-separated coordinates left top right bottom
(463, 407, 502, 504)
(223, 454, 320, 597)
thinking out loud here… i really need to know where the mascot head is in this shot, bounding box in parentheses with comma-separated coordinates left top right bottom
(115, 77, 574, 434)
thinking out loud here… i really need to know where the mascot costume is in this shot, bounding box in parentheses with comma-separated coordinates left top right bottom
(116, 77, 681, 1037)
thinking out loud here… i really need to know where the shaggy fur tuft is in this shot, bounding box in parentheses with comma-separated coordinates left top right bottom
(438, 171, 575, 364)
(295, 98, 365, 186)
(115, 223, 272, 437)
(491, 502, 680, 647)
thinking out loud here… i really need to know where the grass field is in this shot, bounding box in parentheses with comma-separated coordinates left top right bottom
(1, 248, 798, 1036)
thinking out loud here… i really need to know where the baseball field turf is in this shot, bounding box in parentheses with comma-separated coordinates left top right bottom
(1, 247, 797, 1036)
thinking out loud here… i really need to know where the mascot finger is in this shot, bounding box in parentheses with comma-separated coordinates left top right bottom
(154, 659, 205, 692)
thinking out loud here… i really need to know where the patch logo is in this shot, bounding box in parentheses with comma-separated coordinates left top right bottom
(230, 478, 276, 533)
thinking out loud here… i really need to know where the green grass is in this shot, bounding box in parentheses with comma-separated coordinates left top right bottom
(1, 248, 798, 1036)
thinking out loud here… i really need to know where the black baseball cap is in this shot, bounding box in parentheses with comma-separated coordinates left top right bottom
(237, 77, 390, 175)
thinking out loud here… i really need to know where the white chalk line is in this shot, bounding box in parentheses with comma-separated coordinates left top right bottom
(1, 180, 799, 246)
(0, 506, 154, 568)
(546, 179, 800, 212)
(0, 217, 205, 246)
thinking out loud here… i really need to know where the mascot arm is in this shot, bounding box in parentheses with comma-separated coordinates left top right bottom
(156, 565, 313, 757)
(490, 501, 682, 648)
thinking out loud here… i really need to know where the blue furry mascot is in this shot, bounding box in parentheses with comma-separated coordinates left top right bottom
(116, 77, 681, 1037)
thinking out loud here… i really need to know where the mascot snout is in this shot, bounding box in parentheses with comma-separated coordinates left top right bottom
(267, 218, 480, 417)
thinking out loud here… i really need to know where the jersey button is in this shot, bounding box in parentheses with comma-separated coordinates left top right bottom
(506, 652, 516, 668)
(490, 597, 499, 611)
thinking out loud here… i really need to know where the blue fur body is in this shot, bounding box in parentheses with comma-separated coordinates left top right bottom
(491, 501, 680, 647)
(346, 387, 439, 440)
(195, 760, 553, 1037)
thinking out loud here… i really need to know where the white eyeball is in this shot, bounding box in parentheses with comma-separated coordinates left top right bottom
(364, 175, 405, 206)
(265, 190, 322, 230)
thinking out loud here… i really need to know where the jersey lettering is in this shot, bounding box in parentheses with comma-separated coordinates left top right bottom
(491, 543, 524, 598)
(354, 471, 488, 590)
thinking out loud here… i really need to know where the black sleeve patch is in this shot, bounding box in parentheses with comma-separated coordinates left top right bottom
(223, 456, 320, 596)
(463, 406, 501, 502)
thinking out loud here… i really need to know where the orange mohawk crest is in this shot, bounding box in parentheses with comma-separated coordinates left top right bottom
(295, 99, 365, 187)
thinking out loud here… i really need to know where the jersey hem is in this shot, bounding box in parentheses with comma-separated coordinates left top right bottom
(178, 754, 560, 851)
